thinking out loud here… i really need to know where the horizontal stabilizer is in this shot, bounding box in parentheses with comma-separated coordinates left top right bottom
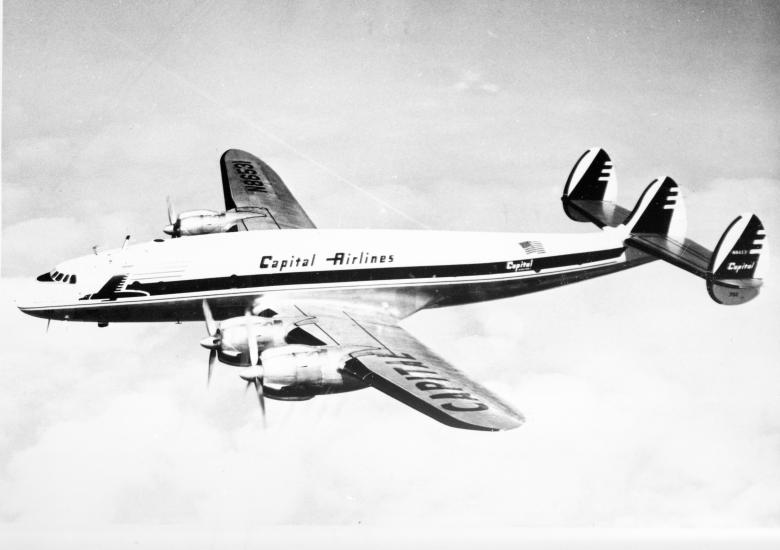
(627, 233, 712, 278)
(627, 212, 767, 306)
(563, 200, 632, 229)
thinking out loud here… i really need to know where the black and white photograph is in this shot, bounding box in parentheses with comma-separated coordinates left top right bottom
(2, 1, 779, 548)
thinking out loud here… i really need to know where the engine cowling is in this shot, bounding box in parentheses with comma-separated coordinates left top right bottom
(164, 210, 229, 237)
(165, 198, 265, 238)
(202, 315, 299, 366)
(257, 344, 369, 400)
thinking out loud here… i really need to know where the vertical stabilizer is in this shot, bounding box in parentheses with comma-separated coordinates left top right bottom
(707, 214, 767, 305)
(624, 177, 687, 241)
(561, 148, 629, 227)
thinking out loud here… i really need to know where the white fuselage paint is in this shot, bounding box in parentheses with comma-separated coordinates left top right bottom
(18, 227, 652, 323)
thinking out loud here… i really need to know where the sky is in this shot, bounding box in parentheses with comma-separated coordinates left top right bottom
(2, 0, 780, 546)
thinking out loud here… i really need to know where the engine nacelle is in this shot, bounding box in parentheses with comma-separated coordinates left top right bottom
(164, 198, 265, 238)
(212, 315, 300, 366)
(259, 345, 369, 400)
(164, 210, 230, 237)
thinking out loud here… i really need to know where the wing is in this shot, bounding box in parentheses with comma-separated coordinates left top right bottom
(279, 301, 524, 431)
(220, 149, 316, 230)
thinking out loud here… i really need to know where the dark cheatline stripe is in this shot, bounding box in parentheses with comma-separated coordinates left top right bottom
(83, 248, 625, 301)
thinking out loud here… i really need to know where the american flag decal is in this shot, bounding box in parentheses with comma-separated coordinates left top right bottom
(520, 240, 545, 254)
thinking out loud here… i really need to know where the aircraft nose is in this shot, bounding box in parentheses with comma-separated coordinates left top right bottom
(17, 304, 48, 320)
(16, 287, 54, 320)
(16, 278, 82, 321)
(163, 224, 174, 235)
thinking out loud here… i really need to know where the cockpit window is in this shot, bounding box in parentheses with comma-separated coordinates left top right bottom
(37, 269, 77, 283)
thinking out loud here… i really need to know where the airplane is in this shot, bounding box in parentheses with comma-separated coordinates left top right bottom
(18, 148, 768, 431)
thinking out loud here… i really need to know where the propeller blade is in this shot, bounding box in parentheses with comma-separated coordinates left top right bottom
(255, 378, 267, 428)
(207, 349, 216, 386)
(202, 300, 217, 336)
(167, 196, 176, 224)
(45, 318, 51, 333)
(245, 310, 259, 366)
(238, 366, 266, 426)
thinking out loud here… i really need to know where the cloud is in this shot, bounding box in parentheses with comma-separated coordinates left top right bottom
(1, 177, 779, 528)
(453, 70, 501, 94)
(2, 1, 780, 538)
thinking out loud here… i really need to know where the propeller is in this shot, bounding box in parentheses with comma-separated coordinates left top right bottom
(199, 302, 267, 426)
(240, 365, 266, 427)
(240, 309, 266, 427)
(200, 300, 221, 386)
(164, 197, 181, 237)
(203, 299, 217, 336)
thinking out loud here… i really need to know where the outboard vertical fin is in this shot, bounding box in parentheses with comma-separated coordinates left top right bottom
(561, 148, 630, 227)
(707, 214, 767, 305)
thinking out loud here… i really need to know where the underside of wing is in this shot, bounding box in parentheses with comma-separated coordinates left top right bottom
(220, 149, 316, 230)
(284, 302, 524, 431)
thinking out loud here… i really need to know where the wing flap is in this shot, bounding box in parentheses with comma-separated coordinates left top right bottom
(220, 149, 316, 230)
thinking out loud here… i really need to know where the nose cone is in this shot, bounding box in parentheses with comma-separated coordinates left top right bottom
(17, 303, 49, 319)
(239, 365, 264, 381)
(163, 224, 175, 236)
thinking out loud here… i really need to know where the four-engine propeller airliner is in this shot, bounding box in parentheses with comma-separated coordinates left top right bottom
(19, 148, 768, 431)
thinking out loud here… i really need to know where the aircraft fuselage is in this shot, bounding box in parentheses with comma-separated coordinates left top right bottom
(19, 228, 653, 323)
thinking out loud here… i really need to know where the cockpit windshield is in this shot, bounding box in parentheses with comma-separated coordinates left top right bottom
(37, 270, 77, 284)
